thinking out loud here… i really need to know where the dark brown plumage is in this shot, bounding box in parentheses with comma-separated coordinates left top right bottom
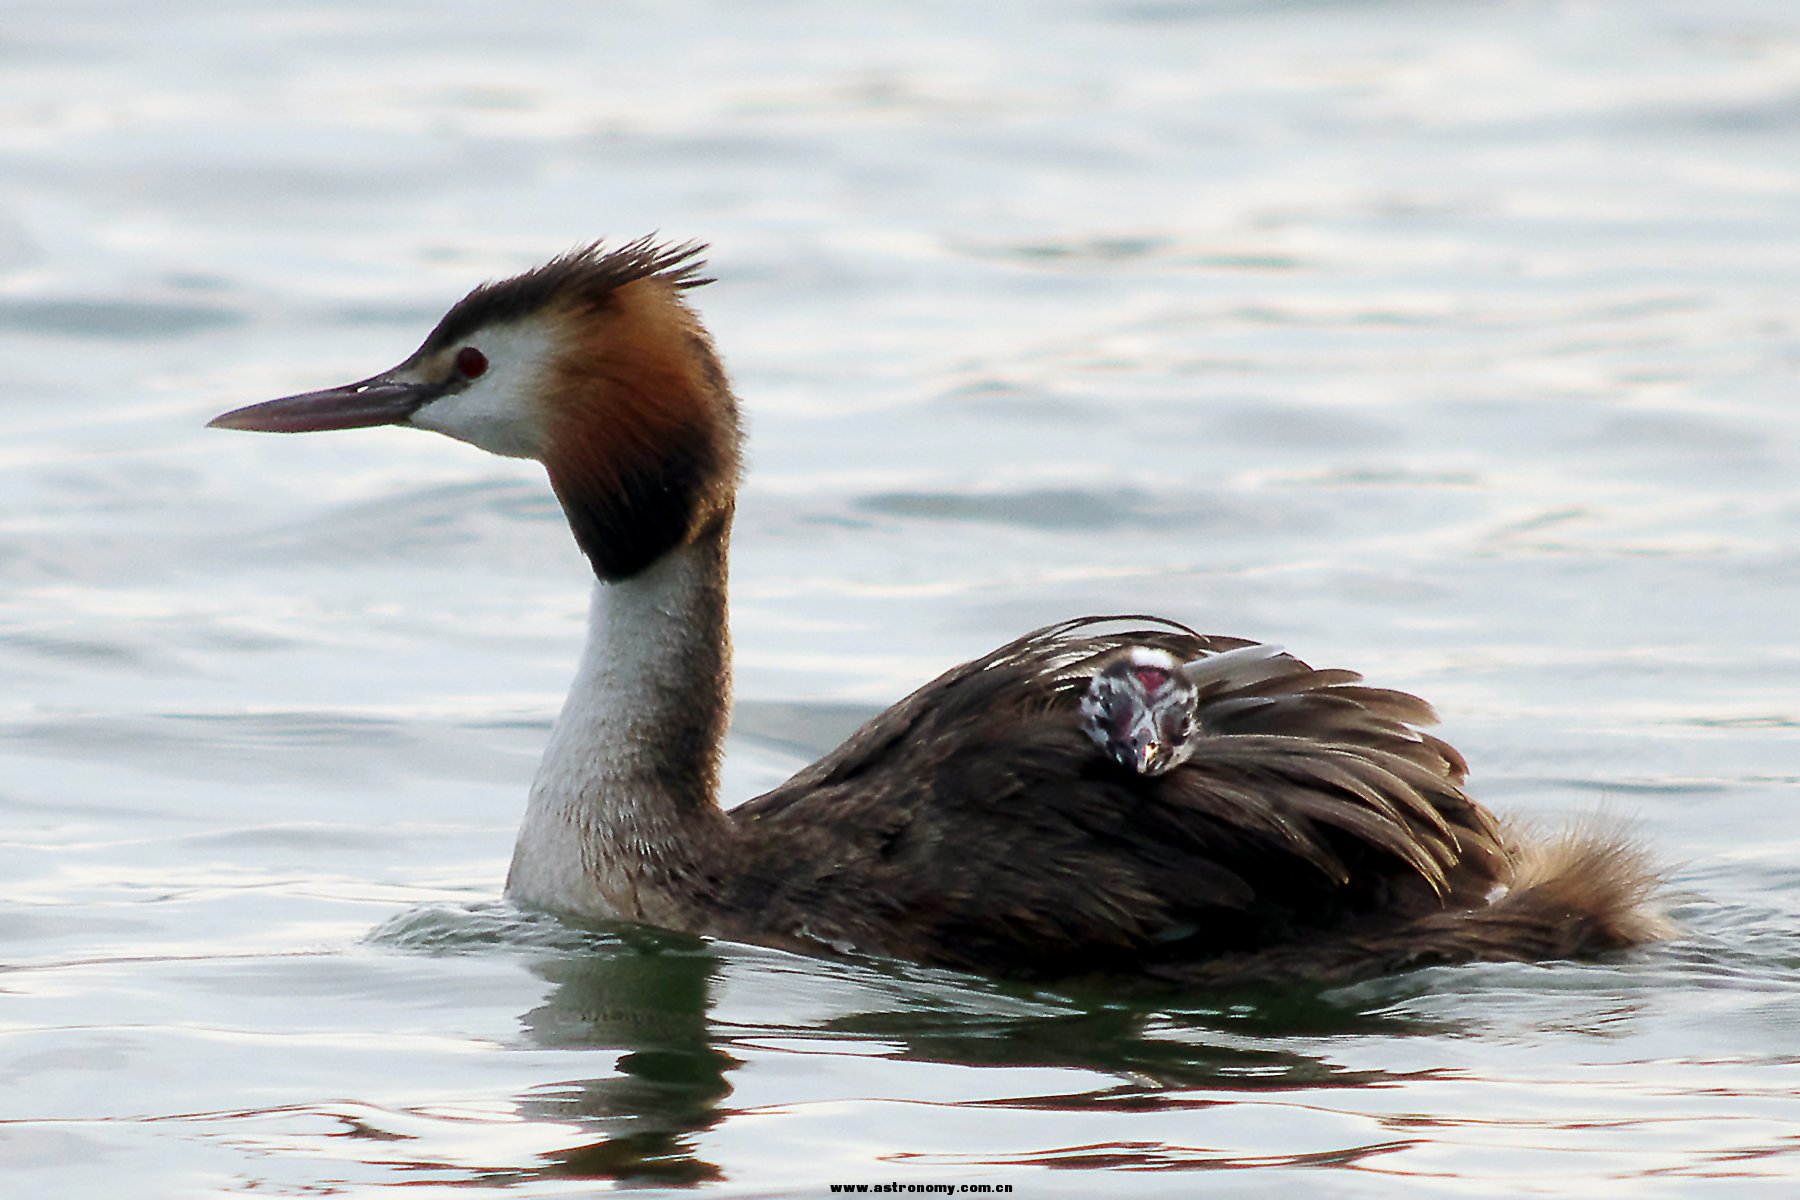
(209, 239, 1672, 988)
(710, 618, 1668, 983)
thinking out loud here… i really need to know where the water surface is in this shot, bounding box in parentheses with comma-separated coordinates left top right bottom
(4, 1, 1799, 1194)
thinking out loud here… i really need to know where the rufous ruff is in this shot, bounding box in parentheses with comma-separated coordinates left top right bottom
(210, 239, 1670, 985)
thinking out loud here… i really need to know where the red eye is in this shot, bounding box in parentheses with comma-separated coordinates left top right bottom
(455, 346, 488, 378)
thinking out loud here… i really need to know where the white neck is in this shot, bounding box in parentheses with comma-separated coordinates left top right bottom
(504, 521, 734, 925)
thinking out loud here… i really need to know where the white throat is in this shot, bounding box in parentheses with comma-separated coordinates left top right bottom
(504, 531, 732, 922)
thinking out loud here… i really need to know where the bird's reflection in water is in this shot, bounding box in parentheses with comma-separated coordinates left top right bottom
(491, 923, 1447, 1185)
(827, 970, 1444, 1098)
(511, 930, 734, 1185)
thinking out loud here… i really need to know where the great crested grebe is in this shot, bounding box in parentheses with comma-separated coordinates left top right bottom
(210, 239, 1670, 984)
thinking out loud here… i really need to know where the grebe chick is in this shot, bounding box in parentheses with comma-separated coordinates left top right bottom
(1081, 643, 1289, 775)
(1081, 646, 1197, 775)
(209, 239, 1671, 985)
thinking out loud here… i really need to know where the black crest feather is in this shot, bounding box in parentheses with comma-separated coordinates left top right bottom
(421, 236, 711, 354)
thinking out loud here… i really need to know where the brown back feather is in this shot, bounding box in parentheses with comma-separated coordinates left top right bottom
(722, 617, 1643, 981)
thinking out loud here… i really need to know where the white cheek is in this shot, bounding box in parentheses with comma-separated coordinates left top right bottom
(408, 323, 553, 460)
(412, 383, 547, 459)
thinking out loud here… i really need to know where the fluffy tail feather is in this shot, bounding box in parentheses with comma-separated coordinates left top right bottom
(1437, 817, 1675, 960)
(1170, 818, 1672, 986)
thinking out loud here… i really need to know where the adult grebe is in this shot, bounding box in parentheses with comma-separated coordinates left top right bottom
(209, 239, 1669, 984)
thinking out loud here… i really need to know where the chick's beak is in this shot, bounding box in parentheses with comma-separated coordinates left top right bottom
(1114, 712, 1164, 775)
(208, 369, 443, 433)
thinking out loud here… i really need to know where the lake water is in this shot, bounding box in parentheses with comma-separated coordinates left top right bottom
(4, 0, 1799, 1194)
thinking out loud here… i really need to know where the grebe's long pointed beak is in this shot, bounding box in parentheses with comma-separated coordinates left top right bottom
(208, 370, 443, 433)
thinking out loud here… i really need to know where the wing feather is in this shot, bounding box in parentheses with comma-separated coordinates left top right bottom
(727, 617, 1523, 977)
